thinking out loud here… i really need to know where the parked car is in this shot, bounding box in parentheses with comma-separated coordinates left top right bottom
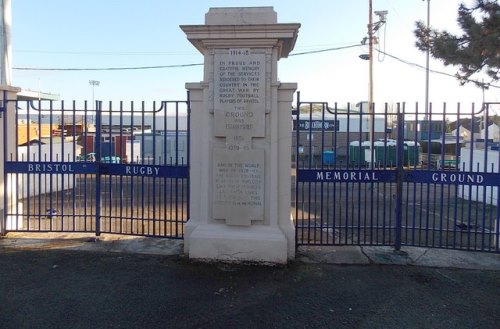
(100, 156, 121, 164)
(76, 152, 96, 162)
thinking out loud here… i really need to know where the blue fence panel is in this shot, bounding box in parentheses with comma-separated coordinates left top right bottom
(294, 94, 499, 253)
(3, 96, 190, 238)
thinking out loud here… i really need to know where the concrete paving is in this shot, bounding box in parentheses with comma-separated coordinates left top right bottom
(2, 232, 499, 270)
(297, 245, 500, 270)
(1, 233, 499, 329)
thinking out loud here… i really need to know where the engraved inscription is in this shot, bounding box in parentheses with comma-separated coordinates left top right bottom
(211, 49, 267, 226)
(214, 51, 266, 142)
(212, 149, 265, 226)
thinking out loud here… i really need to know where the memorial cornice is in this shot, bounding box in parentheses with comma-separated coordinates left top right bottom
(180, 23, 300, 58)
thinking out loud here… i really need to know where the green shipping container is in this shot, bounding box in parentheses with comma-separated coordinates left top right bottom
(375, 142, 397, 166)
(404, 141, 419, 166)
(348, 141, 369, 166)
(349, 140, 399, 167)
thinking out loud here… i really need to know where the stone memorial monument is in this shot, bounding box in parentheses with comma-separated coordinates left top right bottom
(182, 7, 300, 263)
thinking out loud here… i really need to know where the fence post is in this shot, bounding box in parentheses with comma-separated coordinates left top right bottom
(295, 92, 300, 247)
(0, 87, 20, 234)
(0, 90, 5, 235)
(95, 100, 102, 236)
(394, 104, 404, 250)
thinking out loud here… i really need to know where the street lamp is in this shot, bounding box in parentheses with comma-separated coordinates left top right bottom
(363, 1, 387, 168)
(89, 80, 100, 123)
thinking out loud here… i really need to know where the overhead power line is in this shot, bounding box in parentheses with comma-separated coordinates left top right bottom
(13, 63, 203, 71)
(376, 49, 500, 90)
(12, 44, 361, 71)
(11, 45, 499, 89)
(289, 44, 361, 56)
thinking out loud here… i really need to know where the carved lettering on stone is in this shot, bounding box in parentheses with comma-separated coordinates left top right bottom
(212, 148, 264, 226)
(212, 48, 266, 225)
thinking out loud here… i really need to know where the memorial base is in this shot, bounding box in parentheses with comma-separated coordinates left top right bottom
(187, 224, 289, 264)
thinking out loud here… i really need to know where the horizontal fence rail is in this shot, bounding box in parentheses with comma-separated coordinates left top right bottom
(294, 93, 500, 253)
(3, 95, 190, 238)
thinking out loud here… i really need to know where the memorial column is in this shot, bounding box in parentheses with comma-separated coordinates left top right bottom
(182, 7, 299, 264)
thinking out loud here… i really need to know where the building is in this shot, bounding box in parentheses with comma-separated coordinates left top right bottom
(292, 106, 391, 166)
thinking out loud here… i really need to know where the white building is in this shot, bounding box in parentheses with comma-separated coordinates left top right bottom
(481, 123, 500, 142)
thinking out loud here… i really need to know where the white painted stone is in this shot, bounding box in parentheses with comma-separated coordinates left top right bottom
(212, 148, 265, 226)
(188, 224, 288, 264)
(214, 51, 266, 140)
(182, 7, 299, 264)
(205, 7, 277, 25)
(0, 85, 21, 232)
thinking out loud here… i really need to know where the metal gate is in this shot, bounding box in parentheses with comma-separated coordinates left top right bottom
(294, 93, 499, 253)
(3, 95, 189, 238)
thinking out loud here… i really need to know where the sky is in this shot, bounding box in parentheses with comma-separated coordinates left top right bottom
(9, 0, 500, 111)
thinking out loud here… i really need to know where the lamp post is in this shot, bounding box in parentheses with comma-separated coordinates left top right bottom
(364, 1, 387, 168)
(89, 80, 100, 123)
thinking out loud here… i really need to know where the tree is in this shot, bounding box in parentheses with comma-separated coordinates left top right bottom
(414, 0, 499, 88)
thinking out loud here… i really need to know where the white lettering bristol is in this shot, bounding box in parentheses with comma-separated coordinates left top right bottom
(28, 163, 75, 173)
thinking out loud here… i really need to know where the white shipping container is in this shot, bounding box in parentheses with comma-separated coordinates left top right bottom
(459, 147, 499, 206)
(14, 142, 80, 199)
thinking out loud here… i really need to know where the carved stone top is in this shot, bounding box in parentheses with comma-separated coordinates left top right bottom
(180, 7, 300, 59)
(205, 7, 277, 25)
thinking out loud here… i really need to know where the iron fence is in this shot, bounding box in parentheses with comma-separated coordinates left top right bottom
(294, 93, 499, 253)
(3, 94, 190, 238)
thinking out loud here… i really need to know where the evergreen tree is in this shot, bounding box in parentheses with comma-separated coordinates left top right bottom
(414, 0, 499, 88)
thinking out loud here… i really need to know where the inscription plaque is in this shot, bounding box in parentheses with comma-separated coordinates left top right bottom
(214, 50, 266, 149)
(213, 148, 265, 226)
(212, 48, 266, 225)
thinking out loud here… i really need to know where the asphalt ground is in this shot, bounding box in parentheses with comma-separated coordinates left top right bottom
(1, 234, 499, 329)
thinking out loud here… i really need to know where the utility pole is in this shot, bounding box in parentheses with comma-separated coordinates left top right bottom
(368, 0, 374, 168)
(424, 0, 430, 120)
(364, 2, 387, 168)
(481, 79, 487, 139)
